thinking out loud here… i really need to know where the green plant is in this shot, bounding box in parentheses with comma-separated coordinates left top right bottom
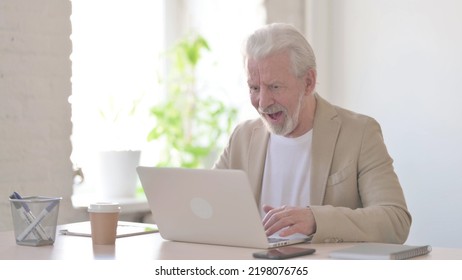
(148, 34, 237, 168)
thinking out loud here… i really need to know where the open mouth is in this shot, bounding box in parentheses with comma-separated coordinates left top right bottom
(267, 111, 283, 121)
(259, 105, 286, 124)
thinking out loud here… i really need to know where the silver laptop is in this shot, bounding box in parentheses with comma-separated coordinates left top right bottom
(137, 166, 311, 249)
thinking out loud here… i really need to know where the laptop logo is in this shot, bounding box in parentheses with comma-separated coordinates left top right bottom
(190, 197, 213, 219)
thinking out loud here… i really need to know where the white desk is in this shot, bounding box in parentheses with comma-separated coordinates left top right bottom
(1, 222, 461, 260)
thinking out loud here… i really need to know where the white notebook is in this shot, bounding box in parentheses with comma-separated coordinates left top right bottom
(329, 243, 432, 260)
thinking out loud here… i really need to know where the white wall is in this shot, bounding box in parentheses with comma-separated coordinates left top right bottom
(309, 0, 462, 248)
(0, 0, 83, 231)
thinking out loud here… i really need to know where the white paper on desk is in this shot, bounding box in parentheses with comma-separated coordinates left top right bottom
(59, 221, 158, 238)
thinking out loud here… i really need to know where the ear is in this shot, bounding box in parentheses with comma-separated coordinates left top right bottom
(304, 68, 317, 96)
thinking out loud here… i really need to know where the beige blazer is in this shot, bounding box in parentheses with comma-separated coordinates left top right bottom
(213, 94, 412, 244)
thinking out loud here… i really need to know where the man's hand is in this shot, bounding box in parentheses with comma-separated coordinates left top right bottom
(262, 205, 317, 237)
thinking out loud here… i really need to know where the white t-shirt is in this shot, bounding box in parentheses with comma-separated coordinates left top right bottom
(259, 130, 312, 217)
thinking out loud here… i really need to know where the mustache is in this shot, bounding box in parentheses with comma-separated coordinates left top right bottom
(258, 104, 287, 114)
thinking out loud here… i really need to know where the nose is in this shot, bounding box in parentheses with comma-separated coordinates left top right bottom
(258, 87, 274, 109)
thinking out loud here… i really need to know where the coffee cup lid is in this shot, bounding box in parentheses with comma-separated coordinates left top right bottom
(88, 202, 121, 213)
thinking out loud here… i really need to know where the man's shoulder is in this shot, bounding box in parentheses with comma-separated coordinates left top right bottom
(316, 94, 377, 125)
(330, 103, 383, 137)
(334, 105, 375, 123)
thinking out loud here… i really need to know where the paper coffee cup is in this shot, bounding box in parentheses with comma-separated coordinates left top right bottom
(88, 202, 121, 245)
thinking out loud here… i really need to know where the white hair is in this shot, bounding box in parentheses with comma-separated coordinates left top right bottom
(243, 23, 317, 77)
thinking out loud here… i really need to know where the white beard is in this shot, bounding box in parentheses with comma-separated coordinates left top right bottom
(258, 93, 303, 136)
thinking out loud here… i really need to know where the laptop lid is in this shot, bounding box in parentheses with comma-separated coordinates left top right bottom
(137, 167, 310, 249)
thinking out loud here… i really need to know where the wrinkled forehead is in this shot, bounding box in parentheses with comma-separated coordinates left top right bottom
(246, 51, 294, 81)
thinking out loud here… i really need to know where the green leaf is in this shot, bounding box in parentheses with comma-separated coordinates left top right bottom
(147, 33, 237, 168)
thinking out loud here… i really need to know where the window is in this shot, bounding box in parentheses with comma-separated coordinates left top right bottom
(70, 0, 265, 195)
(70, 0, 165, 168)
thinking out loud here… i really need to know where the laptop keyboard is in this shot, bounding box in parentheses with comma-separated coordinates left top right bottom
(268, 237, 288, 243)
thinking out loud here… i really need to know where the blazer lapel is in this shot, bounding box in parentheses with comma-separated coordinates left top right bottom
(248, 123, 270, 204)
(310, 94, 341, 205)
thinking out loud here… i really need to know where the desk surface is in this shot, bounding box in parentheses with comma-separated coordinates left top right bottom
(1, 222, 461, 260)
